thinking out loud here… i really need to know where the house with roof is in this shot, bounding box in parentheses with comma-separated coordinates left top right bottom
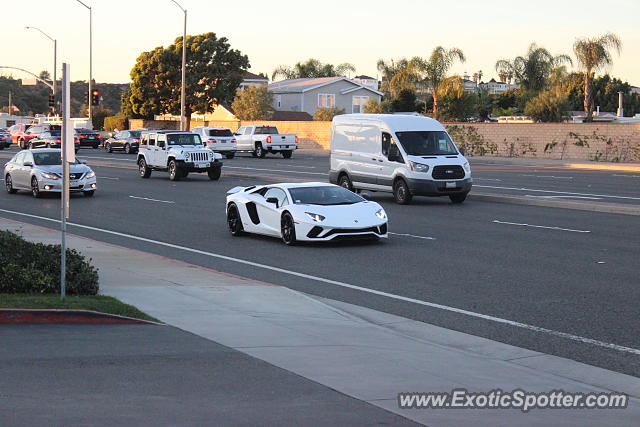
(352, 75, 380, 90)
(268, 77, 383, 116)
(239, 71, 269, 90)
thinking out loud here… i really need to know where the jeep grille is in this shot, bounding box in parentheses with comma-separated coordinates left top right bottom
(189, 152, 209, 162)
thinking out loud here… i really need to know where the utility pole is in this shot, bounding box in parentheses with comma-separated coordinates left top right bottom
(75, 0, 93, 126)
(61, 63, 74, 300)
(170, 0, 187, 131)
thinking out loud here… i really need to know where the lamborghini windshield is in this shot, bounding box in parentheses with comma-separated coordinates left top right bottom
(289, 186, 365, 206)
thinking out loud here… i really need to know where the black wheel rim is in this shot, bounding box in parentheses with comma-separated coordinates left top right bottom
(228, 207, 239, 232)
(397, 185, 406, 201)
(31, 179, 39, 196)
(282, 216, 293, 242)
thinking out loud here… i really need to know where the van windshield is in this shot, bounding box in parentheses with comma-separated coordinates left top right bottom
(395, 131, 459, 156)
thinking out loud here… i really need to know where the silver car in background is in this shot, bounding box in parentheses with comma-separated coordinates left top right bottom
(4, 148, 97, 198)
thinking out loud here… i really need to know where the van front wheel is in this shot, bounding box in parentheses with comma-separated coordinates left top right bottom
(393, 179, 413, 205)
(449, 193, 467, 204)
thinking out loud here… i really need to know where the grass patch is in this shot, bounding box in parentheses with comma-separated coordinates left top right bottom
(0, 294, 160, 323)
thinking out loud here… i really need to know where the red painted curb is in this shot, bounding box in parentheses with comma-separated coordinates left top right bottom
(0, 309, 163, 325)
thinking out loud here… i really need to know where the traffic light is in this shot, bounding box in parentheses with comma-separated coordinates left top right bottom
(48, 95, 55, 108)
(91, 90, 100, 106)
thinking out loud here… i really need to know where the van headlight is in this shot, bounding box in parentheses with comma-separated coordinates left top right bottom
(463, 162, 470, 173)
(305, 212, 325, 222)
(375, 209, 387, 220)
(409, 161, 429, 172)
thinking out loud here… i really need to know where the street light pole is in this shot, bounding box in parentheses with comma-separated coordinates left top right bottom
(25, 26, 56, 115)
(170, 0, 187, 131)
(75, 0, 93, 125)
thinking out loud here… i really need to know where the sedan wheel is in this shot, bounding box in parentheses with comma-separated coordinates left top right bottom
(31, 177, 41, 198)
(280, 212, 297, 246)
(5, 174, 17, 194)
(106, 143, 113, 153)
(124, 143, 131, 154)
(227, 204, 243, 236)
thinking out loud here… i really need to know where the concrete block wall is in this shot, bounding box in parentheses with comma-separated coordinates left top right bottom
(129, 118, 640, 162)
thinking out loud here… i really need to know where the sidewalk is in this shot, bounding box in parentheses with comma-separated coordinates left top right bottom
(2, 217, 639, 426)
(470, 155, 640, 171)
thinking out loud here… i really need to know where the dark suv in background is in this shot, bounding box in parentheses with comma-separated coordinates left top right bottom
(75, 128, 100, 149)
(104, 130, 142, 154)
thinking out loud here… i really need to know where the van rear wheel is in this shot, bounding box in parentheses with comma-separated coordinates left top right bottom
(338, 174, 354, 192)
(393, 179, 413, 205)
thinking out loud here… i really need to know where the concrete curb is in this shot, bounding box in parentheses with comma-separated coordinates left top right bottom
(469, 192, 640, 216)
(0, 308, 164, 325)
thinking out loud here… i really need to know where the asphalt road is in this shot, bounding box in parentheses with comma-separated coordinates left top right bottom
(0, 324, 416, 426)
(1, 146, 639, 377)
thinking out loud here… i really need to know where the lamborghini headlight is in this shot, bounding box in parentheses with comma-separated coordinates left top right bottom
(375, 209, 387, 220)
(305, 212, 325, 222)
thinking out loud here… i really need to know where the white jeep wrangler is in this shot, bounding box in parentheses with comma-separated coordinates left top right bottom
(137, 130, 222, 181)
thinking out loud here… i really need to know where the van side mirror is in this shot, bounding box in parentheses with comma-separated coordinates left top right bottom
(388, 145, 401, 162)
(459, 146, 465, 155)
(266, 197, 279, 207)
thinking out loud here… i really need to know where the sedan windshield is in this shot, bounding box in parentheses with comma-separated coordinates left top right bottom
(129, 130, 142, 138)
(289, 186, 365, 206)
(395, 131, 459, 156)
(33, 152, 61, 165)
(167, 134, 202, 146)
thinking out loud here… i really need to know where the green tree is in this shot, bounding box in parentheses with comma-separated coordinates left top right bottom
(437, 77, 477, 121)
(573, 33, 622, 121)
(363, 99, 383, 113)
(495, 44, 572, 92)
(411, 46, 466, 119)
(231, 86, 274, 120)
(524, 87, 570, 122)
(391, 89, 419, 112)
(376, 58, 419, 98)
(129, 32, 249, 129)
(271, 59, 355, 80)
(313, 107, 345, 121)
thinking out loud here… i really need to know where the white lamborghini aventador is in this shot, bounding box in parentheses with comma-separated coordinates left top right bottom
(226, 182, 388, 245)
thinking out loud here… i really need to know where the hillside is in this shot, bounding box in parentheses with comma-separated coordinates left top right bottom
(0, 75, 129, 116)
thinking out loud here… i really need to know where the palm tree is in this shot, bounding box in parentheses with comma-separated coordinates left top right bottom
(411, 46, 466, 119)
(376, 58, 414, 97)
(495, 44, 572, 92)
(573, 33, 622, 121)
(271, 59, 355, 81)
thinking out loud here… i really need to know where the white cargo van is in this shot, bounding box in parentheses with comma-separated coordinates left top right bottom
(329, 114, 472, 204)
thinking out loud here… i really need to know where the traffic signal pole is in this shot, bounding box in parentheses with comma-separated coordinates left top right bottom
(61, 63, 75, 300)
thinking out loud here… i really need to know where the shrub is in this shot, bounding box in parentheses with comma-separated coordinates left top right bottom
(0, 230, 99, 295)
(314, 107, 345, 121)
(363, 99, 383, 114)
(103, 114, 128, 132)
(231, 86, 274, 120)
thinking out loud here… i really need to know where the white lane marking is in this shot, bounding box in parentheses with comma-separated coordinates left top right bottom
(1, 207, 635, 356)
(475, 185, 640, 201)
(474, 178, 503, 182)
(98, 176, 120, 180)
(520, 174, 573, 179)
(225, 165, 327, 176)
(82, 156, 134, 162)
(525, 195, 602, 200)
(389, 232, 436, 240)
(612, 174, 640, 178)
(493, 220, 591, 233)
(129, 196, 175, 204)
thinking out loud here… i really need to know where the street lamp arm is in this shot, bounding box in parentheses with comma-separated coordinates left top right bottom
(170, 0, 186, 12)
(25, 26, 55, 42)
(0, 66, 53, 89)
(74, 0, 91, 9)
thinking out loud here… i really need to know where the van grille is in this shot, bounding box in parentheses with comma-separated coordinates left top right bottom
(432, 165, 464, 180)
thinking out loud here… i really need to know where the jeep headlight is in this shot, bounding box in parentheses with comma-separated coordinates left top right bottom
(40, 171, 60, 180)
(409, 161, 429, 172)
(463, 162, 470, 173)
(305, 212, 325, 222)
(375, 209, 387, 220)
(184, 152, 190, 161)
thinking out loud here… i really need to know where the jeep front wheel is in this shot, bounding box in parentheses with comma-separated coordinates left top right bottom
(207, 165, 221, 180)
(168, 160, 182, 181)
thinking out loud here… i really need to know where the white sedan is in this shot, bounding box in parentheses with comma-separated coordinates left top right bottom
(226, 182, 388, 245)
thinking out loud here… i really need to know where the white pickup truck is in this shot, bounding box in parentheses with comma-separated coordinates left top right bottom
(234, 125, 298, 158)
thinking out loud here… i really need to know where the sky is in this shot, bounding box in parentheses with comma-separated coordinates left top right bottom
(3, 0, 639, 86)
